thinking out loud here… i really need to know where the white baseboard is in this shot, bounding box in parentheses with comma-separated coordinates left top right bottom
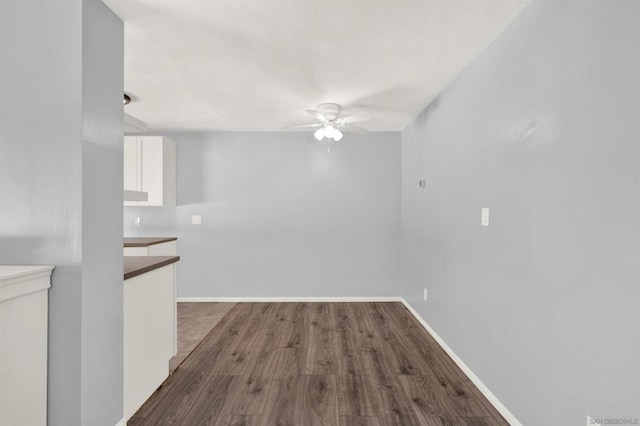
(115, 417, 126, 426)
(177, 296, 403, 303)
(400, 299, 522, 426)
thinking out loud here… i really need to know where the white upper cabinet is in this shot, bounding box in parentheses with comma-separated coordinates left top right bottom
(124, 136, 176, 206)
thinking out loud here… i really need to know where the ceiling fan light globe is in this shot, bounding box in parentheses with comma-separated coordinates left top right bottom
(324, 124, 336, 138)
(314, 128, 325, 141)
(333, 129, 343, 141)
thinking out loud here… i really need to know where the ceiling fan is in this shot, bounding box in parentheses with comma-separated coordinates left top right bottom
(286, 103, 374, 142)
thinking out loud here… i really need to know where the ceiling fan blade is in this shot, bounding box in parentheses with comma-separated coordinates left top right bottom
(340, 111, 375, 124)
(306, 109, 328, 122)
(282, 123, 321, 130)
(343, 124, 368, 134)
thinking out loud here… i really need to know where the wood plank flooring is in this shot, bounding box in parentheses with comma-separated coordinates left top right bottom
(170, 302, 236, 372)
(129, 303, 508, 426)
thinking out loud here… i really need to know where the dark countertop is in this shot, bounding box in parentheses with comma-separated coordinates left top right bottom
(123, 237, 177, 247)
(124, 256, 180, 280)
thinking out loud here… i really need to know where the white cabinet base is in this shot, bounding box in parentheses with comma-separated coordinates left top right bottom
(123, 264, 176, 420)
(0, 266, 54, 426)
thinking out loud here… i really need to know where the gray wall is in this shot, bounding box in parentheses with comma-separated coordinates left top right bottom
(81, 0, 124, 424)
(401, 0, 640, 423)
(0, 0, 123, 425)
(1, 0, 83, 423)
(125, 131, 401, 297)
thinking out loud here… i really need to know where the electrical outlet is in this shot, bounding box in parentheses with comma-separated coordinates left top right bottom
(134, 216, 141, 227)
(192, 215, 202, 225)
(423, 288, 428, 302)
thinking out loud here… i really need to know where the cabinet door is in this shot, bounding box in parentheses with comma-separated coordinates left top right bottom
(123, 265, 175, 420)
(162, 139, 176, 206)
(140, 136, 164, 206)
(123, 137, 139, 191)
(123, 136, 141, 206)
(123, 136, 176, 207)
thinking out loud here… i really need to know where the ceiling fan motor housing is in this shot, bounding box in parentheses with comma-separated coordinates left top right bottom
(317, 103, 341, 120)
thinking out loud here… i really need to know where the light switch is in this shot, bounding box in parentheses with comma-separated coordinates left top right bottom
(134, 216, 141, 227)
(481, 208, 490, 226)
(192, 215, 202, 225)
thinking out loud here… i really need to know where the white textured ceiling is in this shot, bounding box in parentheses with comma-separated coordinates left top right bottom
(103, 0, 532, 131)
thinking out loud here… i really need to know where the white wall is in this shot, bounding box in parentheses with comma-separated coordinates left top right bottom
(125, 131, 402, 297)
(0, 0, 124, 424)
(401, 0, 640, 423)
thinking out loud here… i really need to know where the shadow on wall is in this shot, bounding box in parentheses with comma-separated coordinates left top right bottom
(0, 237, 78, 260)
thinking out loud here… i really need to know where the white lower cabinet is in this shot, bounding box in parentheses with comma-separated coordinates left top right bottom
(0, 265, 54, 426)
(123, 263, 177, 420)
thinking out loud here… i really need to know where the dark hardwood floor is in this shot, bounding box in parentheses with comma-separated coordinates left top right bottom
(170, 302, 236, 372)
(129, 303, 508, 426)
